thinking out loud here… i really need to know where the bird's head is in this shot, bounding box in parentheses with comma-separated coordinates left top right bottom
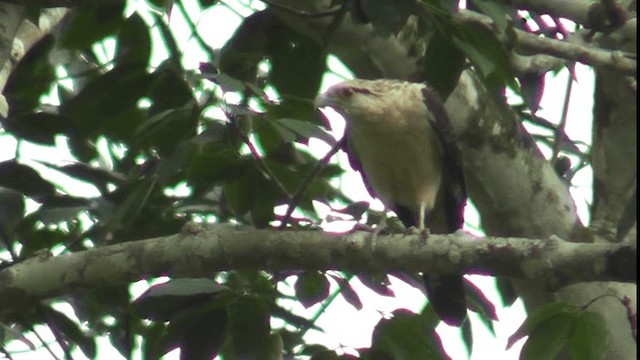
(315, 79, 425, 124)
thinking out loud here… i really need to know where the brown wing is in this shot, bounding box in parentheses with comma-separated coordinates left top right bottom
(421, 85, 467, 232)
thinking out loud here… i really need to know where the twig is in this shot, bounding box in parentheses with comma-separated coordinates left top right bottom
(278, 137, 345, 229)
(260, 0, 343, 18)
(30, 326, 60, 360)
(551, 69, 574, 167)
(226, 112, 292, 199)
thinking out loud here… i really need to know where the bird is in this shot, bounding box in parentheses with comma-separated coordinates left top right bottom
(315, 79, 468, 326)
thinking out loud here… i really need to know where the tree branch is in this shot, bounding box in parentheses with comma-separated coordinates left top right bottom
(455, 9, 636, 74)
(0, 223, 635, 317)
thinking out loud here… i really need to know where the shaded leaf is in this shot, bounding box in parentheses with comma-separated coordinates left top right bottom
(115, 13, 152, 67)
(295, 271, 330, 308)
(465, 279, 498, 321)
(370, 309, 446, 360)
(520, 312, 577, 360)
(60, 3, 125, 50)
(43, 306, 97, 358)
(0, 187, 25, 239)
(133, 278, 231, 321)
(329, 274, 363, 311)
(507, 302, 578, 350)
(3, 35, 56, 115)
(357, 273, 395, 297)
(228, 296, 271, 359)
(359, 0, 414, 37)
(273, 118, 336, 145)
(0, 161, 56, 201)
(569, 311, 607, 360)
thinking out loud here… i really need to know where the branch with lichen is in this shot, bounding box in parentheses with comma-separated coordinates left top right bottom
(0, 223, 635, 318)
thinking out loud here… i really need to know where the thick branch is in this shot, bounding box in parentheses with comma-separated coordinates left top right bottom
(0, 224, 635, 316)
(456, 9, 636, 74)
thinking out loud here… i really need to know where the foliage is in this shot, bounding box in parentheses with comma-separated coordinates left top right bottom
(0, 0, 619, 359)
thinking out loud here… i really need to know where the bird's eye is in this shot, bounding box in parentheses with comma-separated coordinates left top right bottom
(338, 87, 354, 97)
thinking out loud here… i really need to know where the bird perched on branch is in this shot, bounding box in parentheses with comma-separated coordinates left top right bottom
(315, 79, 468, 326)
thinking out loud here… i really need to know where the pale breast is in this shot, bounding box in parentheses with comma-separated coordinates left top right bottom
(349, 124, 443, 211)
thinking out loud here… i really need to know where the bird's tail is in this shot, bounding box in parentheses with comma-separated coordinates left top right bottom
(423, 273, 466, 327)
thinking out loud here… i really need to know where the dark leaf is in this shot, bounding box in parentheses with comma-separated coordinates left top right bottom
(520, 312, 577, 360)
(295, 271, 330, 308)
(270, 304, 320, 330)
(33, 196, 90, 225)
(569, 311, 607, 360)
(507, 302, 578, 350)
(41, 163, 126, 194)
(167, 305, 228, 360)
(357, 274, 395, 297)
(496, 277, 518, 307)
(461, 318, 473, 356)
(133, 278, 231, 321)
(370, 309, 446, 360)
(149, 63, 194, 113)
(0, 161, 56, 201)
(115, 13, 152, 67)
(359, 0, 414, 37)
(273, 118, 336, 145)
(61, 66, 153, 140)
(329, 274, 363, 311)
(0, 187, 25, 240)
(43, 306, 97, 358)
(3, 35, 55, 115)
(422, 28, 466, 99)
(452, 21, 517, 91)
(132, 103, 199, 155)
(60, 3, 126, 50)
(228, 296, 271, 359)
(519, 72, 546, 114)
(333, 201, 370, 221)
(465, 279, 499, 321)
(2, 112, 75, 145)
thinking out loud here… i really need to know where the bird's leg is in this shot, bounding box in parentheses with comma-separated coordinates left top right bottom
(365, 207, 391, 251)
(417, 202, 431, 244)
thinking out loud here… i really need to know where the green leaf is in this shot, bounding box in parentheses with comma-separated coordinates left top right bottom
(370, 309, 445, 360)
(452, 21, 517, 91)
(115, 13, 152, 67)
(133, 278, 231, 321)
(43, 307, 97, 358)
(132, 103, 199, 155)
(0, 161, 56, 201)
(496, 277, 518, 307)
(162, 305, 228, 360)
(224, 174, 255, 217)
(3, 112, 75, 145)
(422, 27, 466, 99)
(569, 311, 607, 360)
(0, 187, 25, 238)
(461, 318, 473, 355)
(329, 274, 363, 311)
(507, 302, 578, 350)
(294, 271, 330, 308)
(3, 35, 55, 115)
(60, 3, 125, 50)
(227, 296, 271, 359)
(465, 279, 498, 322)
(359, 0, 415, 37)
(273, 118, 336, 145)
(521, 312, 577, 360)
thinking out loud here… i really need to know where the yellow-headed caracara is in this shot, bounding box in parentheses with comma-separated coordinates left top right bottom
(315, 79, 467, 326)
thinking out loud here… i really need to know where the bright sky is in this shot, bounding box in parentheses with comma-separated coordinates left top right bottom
(2, 1, 595, 359)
